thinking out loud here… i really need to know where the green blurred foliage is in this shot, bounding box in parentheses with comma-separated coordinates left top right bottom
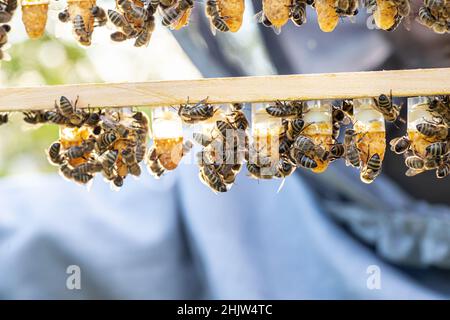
(0, 35, 101, 177)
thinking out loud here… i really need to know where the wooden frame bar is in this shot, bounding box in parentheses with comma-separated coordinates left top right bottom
(0, 68, 449, 111)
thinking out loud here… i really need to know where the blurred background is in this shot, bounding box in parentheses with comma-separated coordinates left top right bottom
(1, 0, 450, 299)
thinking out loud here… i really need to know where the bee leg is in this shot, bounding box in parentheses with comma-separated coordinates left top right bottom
(74, 95, 80, 110)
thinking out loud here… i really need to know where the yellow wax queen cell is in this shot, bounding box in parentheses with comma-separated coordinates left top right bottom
(59, 126, 92, 167)
(303, 100, 333, 173)
(407, 96, 438, 157)
(151, 107, 184, 171)
(252, 103, 283, 160)
(315, 0, 339, 32)
(353, 98, 386, 183)
(373, 0, 398, 30)
(21, 0, 49, 39)
(218, 0, 245, 32)
(262, 0, 291, 33)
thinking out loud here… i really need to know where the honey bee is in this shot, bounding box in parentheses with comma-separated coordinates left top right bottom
(0, 112, 8, 126)
(329, 143, 345, 160)
(73, 14, 91, 45)
(335, 0, 359, 16)
(96, 132, 118, 153)
(427, 96, 450, 123)
(72, 161, 103, 175)
(199, 163, 228, 192)
(108, 9, 130, 28)
(83, 110, 102, 127)
(118, 0, 147, 21)
(57, 96, 78, 117)
(405, 155, 425, 169)
(59, 163, 74, 181)
(45, 111, 68, 125)
(373, 92, 401, 122)
(161, 0, 193, 27)
(366, 153, 382, 171)
(121, 148, 140, 174)
(345, 144, 361, 168)
(424, 0, 445, 18)
(292, 151, 318, 169)
(393, 0, 410, 17)
(265, 100, 301, 118)
(65, 145, 86, 160)
(147, 147, 165, 178)
(343, 129, 360, 168)
(279, 132, 292, 155)
(227, 108, 249, 131)
(178, 98, 215, 123)
(206, 0, 230, 33)
(293, 135, 315, 154)
(389, 136, 411, 154)
(134, 14, 155, 47)
(134, 142, 146, 163)
(48, 142, 64, 165)
(101, 149, 119, 169)
(275, 156, 295, 177)
(72, 172, 94, 185)
(215, 120, 235, 138)
(425, 141, 448, 157)
(417, 6, 436, 28)
(110, 31, 129, 42)
(436, 162, 450, 179)
(91, 5, 107, 27)
(23, 111, 48, 125)
(286, 118, 306, 140)
(289, 0, 307, 26)
(416, 122, 448, 139)
(101, 117, 129, 138)
(246, 162, 264, 179)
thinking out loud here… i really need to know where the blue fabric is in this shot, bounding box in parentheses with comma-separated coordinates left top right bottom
(0, 167, 445, 299)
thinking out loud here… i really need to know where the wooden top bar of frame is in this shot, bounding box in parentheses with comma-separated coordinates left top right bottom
(0, 68, 449, 111)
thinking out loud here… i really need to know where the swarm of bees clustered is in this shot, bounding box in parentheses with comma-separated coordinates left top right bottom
(0, 0, 446, 54)
(1, 94, 450, 193)
(22, 96, 150, 189)
(0, 0, 16, 61)
(391, 95, 450, 178)
(417, 0, 450, 34)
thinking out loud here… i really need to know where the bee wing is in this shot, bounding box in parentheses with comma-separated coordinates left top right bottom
(276, 178, 286, 193)
(405, 168, 425, 177)
(0, 51, 11, 62)
(254, 10, 265, 23)
(208, 19, 218, 36)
